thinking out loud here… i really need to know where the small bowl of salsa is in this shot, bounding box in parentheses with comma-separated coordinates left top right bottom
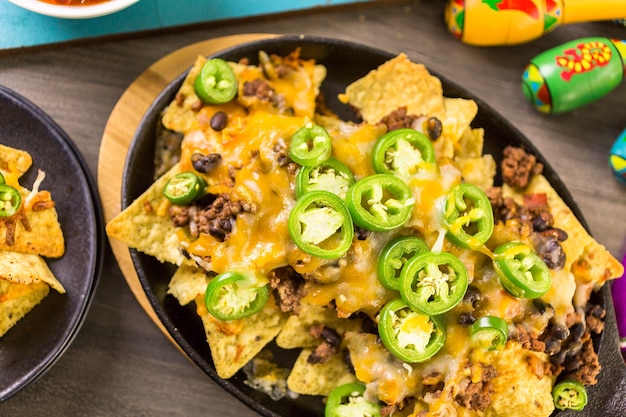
(7, 0, 141, 18)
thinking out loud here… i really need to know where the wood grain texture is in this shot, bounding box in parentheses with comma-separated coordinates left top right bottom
(0, 1, 624, 416)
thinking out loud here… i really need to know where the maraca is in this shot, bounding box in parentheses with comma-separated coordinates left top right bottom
(610, 129, 626, 185)
(521, 37, 626, 113)
(445, 0, 626, 46)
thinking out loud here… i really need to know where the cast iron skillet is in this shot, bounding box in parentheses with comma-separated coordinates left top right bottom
(0, 85, 105, 402)
(123, 35, 626, 417)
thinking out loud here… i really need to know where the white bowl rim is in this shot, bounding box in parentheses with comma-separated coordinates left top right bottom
(6, 0, 141, 19)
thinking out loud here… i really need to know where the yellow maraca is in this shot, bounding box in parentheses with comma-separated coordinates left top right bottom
(446, 0, 626, 46)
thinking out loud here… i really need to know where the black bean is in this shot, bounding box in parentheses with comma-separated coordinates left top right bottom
(544, 337, 561, 355)
(426, 117, 442, 140)
(208, 226, 226, 242)
(570, 323, 585, 341)
(320, 327, 342, 347)
(564, 358, 583, 372)
(462, 285, 482, 307)
(210, 111, 228, 131)
(457, 312, 476, 325)
(550, 324, 570, 341)
(192, 152, 222, 173)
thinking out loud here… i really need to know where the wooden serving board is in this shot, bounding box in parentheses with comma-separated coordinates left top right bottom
(97, 33, 276, 342)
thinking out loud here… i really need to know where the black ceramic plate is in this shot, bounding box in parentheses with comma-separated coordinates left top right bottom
(124, 36, 626, 416)
(0, 86, 104, 402)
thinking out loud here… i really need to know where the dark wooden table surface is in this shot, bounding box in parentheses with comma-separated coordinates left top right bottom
(1, 1, 625, 416)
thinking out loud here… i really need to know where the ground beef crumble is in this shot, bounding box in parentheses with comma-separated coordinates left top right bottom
(268, 266, 306, 315)
(501, 145, 543, 188)
(454, 363, 497, 411)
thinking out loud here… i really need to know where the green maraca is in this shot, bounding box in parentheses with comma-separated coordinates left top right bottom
(522, 37, 626, 114)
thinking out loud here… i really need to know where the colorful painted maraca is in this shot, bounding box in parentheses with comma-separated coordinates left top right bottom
(446, 0, 626, 46)
(610, 129, 626, 185)
(521, 38, 626, 114)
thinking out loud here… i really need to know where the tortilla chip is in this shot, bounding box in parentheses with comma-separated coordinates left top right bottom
(341, 53, 445, 124)
(0, 250, 65, 293)
(276, 301, 362, 349)
(286, 349, 356, 396)
(455, 154, 496, 191)
(106, 166, 187, 265)
(483, 343, 555, 417)
(434, 98, 479, 159)
(0, 279, 49, 337)
(0, 144, 32, 178)
(168, 262, 210, 306)
(0, 194, 65, 258)
(196, 294, 287, 379)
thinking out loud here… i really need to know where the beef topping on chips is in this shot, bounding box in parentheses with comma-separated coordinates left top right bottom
(268, 266, 306, 315)
(501, 145, 544, 189)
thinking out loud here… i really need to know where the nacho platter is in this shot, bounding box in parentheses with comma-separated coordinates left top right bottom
(112, 36, 626, 416)
(0, 85, 104, 402)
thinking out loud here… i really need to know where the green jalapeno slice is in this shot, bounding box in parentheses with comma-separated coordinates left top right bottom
(552, 380, 588, 411)
(441, 183, 494, 250)
(372, 128, 436, 177)
(378, 298, 446, 363)
(325, 382, 381, 417)
(163, 172, 208, 206)
(295, 158, 355, 200)
(204, 271, 269, 321)
(0, 172, 5, 185)
(400, 251, 468, 315)
(345, 174, 415, 232)
(0, 184, 21, 217)
(493, 242, 551, 299)
(377, 235, 429, 290)
(194, 58, 238, 104)
(470, 316, 509, 350)
(288, 190, 353, 259)
(289, 123, 332, 167)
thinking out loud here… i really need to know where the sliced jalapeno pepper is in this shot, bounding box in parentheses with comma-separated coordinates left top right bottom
(163, 172, 208, 206)
(345, 174, 415, 232)
(552, 380, 588, 411)
(470, 316, 509, 350)
(295, 158, 355, 200)
(288, 190, 353, 259)
(377, 235, 429, 291)
(0, 184, 21, 217)
(493, 242, 551, 299)
(204, 271, 269, 321)
(400, 251, 468, 315)
(378, 298, 446, 363)
(0, 172, 5, 185)
(325, 382, 381, 417)
(194, 58, 238, 104)
(372, 128, 436, 177)
(289, 123, 332, 167)
(441, 183, 494, 250)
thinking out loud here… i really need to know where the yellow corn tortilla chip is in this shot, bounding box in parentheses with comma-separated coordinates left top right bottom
(286, 349, 356, 396)
(106, 166, 187, 265)
(276, 301, 363, 349)
(167, 262, 210, 306)
(0, 143, 32, 178)
(0, 250, 65, 293)
(196, 294, 288, 379)
(0, 279, 49, 337)
(0, 193, 65, 258)
(341, 53, 445, 124)
(340, 54, 478, 163)
(483, 343, 555, 417)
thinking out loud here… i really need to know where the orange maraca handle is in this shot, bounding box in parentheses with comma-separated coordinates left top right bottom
(446, 0, 626, 46)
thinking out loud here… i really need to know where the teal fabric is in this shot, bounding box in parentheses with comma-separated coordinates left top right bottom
(0, 0, 371, 51)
